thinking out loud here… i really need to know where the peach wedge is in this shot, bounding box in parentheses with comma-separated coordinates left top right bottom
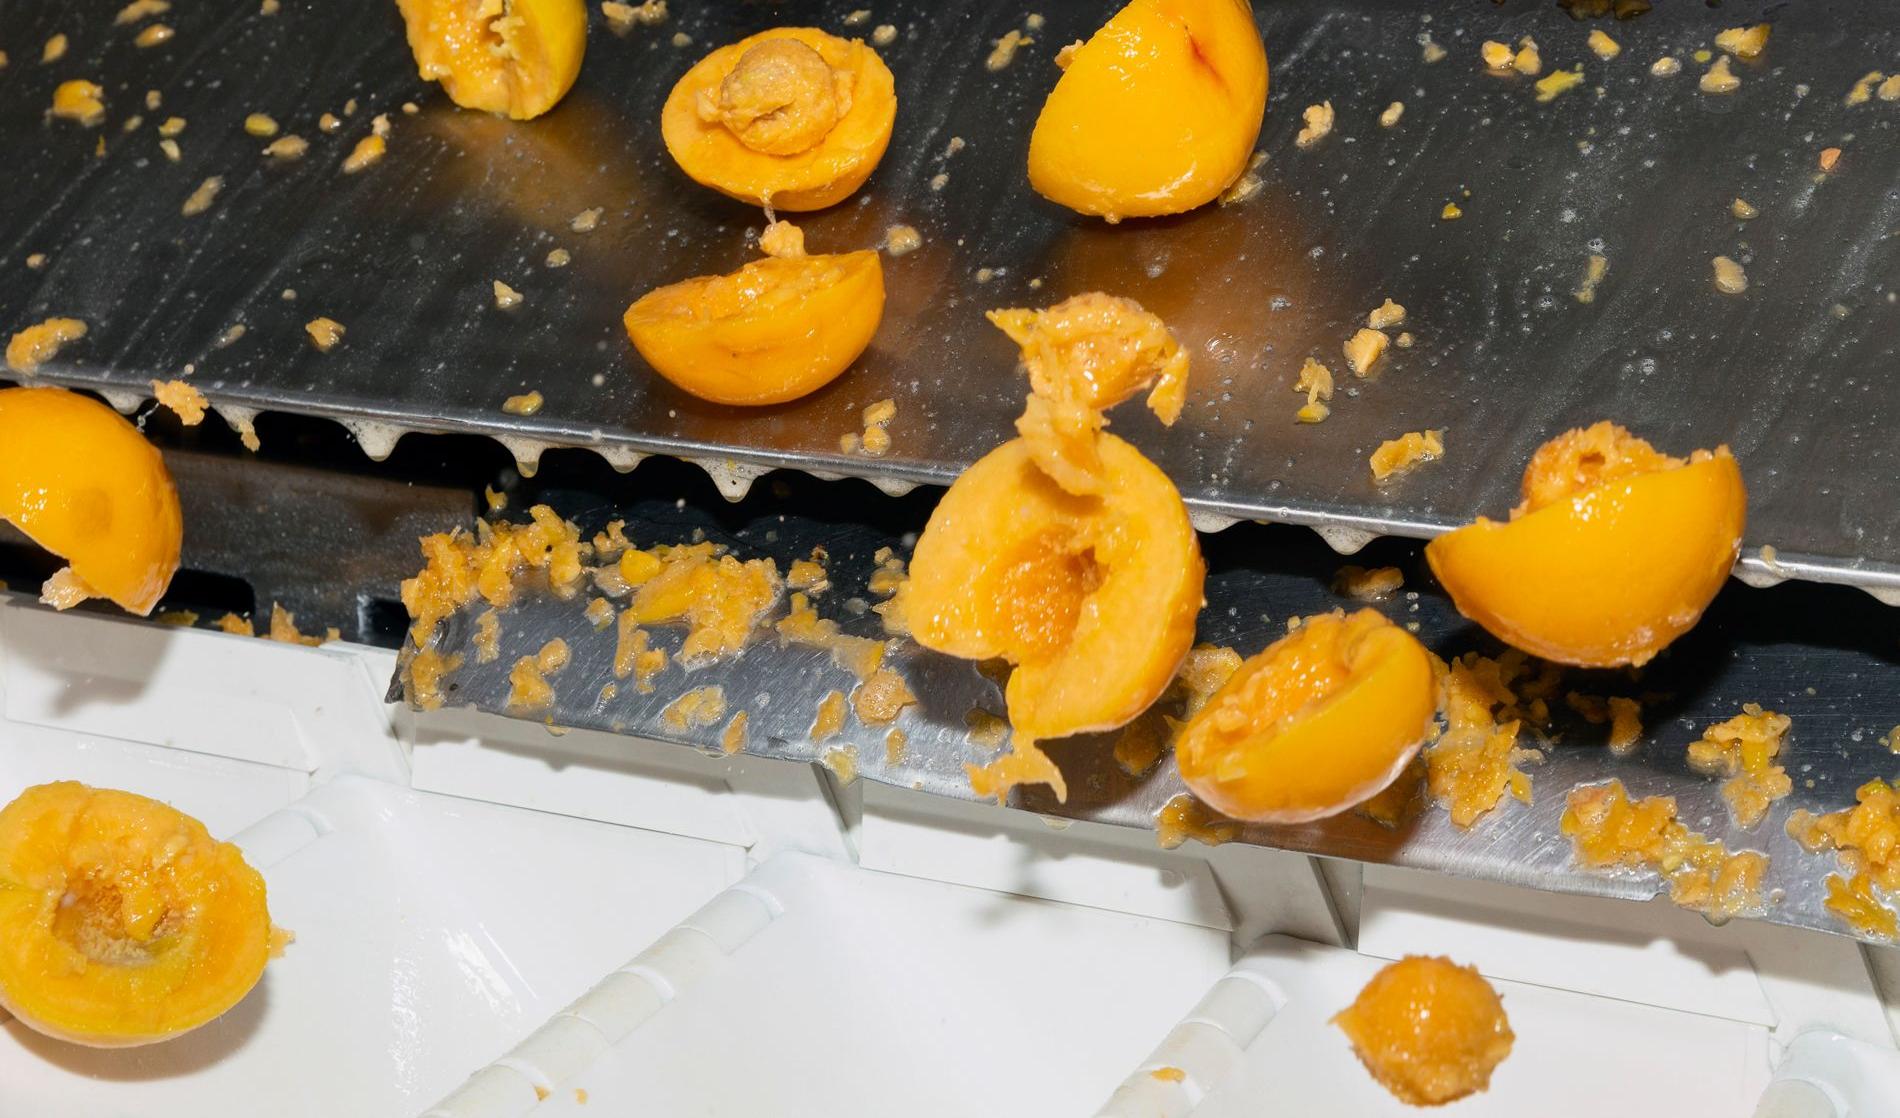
(663, 28, 897, 211)
(624, 249, 885, 406)
(907, 435, 1204, 748)
(1174, 608, 1436, 823)
(396, 0, 587, 120)
(0, 386, 182, 615)
(1028, 0, 1268, 220)
(1426, 422, 1745, 667)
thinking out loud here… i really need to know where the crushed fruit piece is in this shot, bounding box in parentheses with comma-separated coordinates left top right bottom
(1366, 300, 1406, 330)
(758, 219, 806, 259)
(884, 727, 907, 764)
(775, 591, 885, 679)
(51, 81, 107, 127)
(810, 689, 847, 742)
(1426, 652, 1543, 827)
(1879, 75, 1900, 102)
(305, 317, 346, 351)
(820, 744, 859, 784)
(400, 505, 589, 655)
(181, 177, 223, 217)
(266, 602, 335, 647)
(1566, 692, 1644, 756)
(545, 248, 571, 267)
(852, 668, 915, 725)
(1295, 101, 1334, 148)
(785, 557, 828, 592)
(218, 613, 255, 636)
(1293, 356, 1333, 424)
(1420, 34, 1446, 64)
(243, 113, 278, 137)
(1712, 255, 1747, 295)
(158, 116, 186, 137)
(1713, 24, 1770, 60)
(1155, 794, 1238, 850)
(473, 610, 502, 663)
(7, 318, 88, 375)
(601, 0, 666, 33)
(612, 615, 668, 690)
(1480, 41, 1513, 71)
(1440, 202, 1463, 220)
(1378, 101, 1403, 128)
(1216, 151, 1265, 206)
(1787, 779, 1900, 936)
(720, 710, 748, 755)
(150, 379, 207, 425)
(1824, 873, 1898, 940)
(964, 708, 1009, 749)
(661, 685, 727, 732)
(1818, 146, 1842, 173)
(987, 293, 1189, 493)
(1344, 328, 1389, 377)
(134, 22, 174, 47)
(43, 34, 69, 63)
(116, 0, 171, 23)
(507, 639, 569, 713)
(1686, 704, 1792, 828)
(263, 135, 308, 159)
(1731, 198, 1758, 220)
(492, 280, 523, 309)
(1369, 429, 1444, 482)
(1574, 253, 1609, 304)
(342, 134, 385, 173)
(1111, 712, 1166, 776)
(1699, 55, 1740, 94)
(1334, 565, 1403, 601)
(883, 224, 922, 255)
(1333, 956, 1513, 1107)
(624, 542, 781, 663)
(1587, 29, 1620, 59)
(1563, 780, 1768, 919)
(986, 28, 1032, 71)
(1535, 67, 1584, 102)
(1512, 38, 1542, 76)
(1650, 56, 1680, 77)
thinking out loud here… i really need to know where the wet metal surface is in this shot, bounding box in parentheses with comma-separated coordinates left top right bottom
(403, 468, 1900, 944)
(3, 1, 1897, 592)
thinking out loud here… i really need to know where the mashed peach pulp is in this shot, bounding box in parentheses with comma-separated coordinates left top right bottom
(1333, 955, 1514, 1107)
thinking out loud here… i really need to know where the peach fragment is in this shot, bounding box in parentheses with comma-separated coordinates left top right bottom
(662, 28, 896, 210)
(1174, 609, 1435, 823)
(0, 387, 182, 615)
(1426, 422, 1744, 667)
(1027, 0, 1268, 220)
(625, 248, 884, 406)
(396, 0, 586, 120)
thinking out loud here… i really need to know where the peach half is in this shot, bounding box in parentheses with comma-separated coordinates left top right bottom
(907, 434, 1204, 760)
(395, 0, 587, 120)
(0, 782, 274, 1047)
(662, 28, 897, 211)
(1426, 422, 1745, 667)
(624, 249, 885, 405)
(0, 386, 182, 615)
(1028, 0, 1268, 220)
(1174, 608, 1435, 823)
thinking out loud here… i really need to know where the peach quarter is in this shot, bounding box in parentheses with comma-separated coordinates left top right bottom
(1426, 422, 1744, 667)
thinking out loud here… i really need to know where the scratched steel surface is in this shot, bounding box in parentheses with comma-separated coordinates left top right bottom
(2, 0, 1897, 594)
(395, 462, 1900, 943)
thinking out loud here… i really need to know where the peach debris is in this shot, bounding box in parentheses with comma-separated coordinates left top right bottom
(1333, 565, 1403, 601)
(1713, 24, 1770, 60)
(7, 318, 88, 375)
(1425, 652, 1545, 827)
(1333, 956, 1514, 1107)
(1699, 55, 1740, 94)
(1343, 327, 1388, 376)
(1295, 101, 1334, 148)
(1685, 704, 1792, 828)
(1369, 430, 1444, 483)
(1712, 255, 1748, 295)
(1155, 794, 1238, 850)
(181, 177, 223, 217)
(660, 685, 727, 732)
(1587, 29, 1620, 60)
(51, 81, 107, 126)
(820, 744, 859, 784)
(1563, 780, 1768, 920)
(1293, 356, 1332, 424)
(1535, 67, 1584, 102)
(305, 317, 346, 351)
(342, 134, 385, 173)
(1787, 779, 1900, 937)
(150, 379, 208, 425)
(720, 710, 749, 755)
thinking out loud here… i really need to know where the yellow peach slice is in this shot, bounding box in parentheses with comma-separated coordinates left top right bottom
(396, 0, 587, 120)
(1174, 608, 1436, 823)
(1426, 422, 1744, 667)
(662, 28, 897, 211)
(1028, 0, 1268, 220)
(0, 386, 182, 615)
(623, 249, 885, 405)
(0, 782, 274, 1047)
(908, 435, 1204, 746)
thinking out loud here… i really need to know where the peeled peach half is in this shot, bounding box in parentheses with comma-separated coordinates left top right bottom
(396, 0, 587, 120)
(0, 782, 274, 1047)
(0, 386, 182, 615)
(1028, 0, 1268, 220)
(662, 28, 897, 210)
(907, 435, 1204, 746)
(1174, 609, 1435, 823)
(624, 248, 884, 405)
(1426, 422, 1745, 667)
